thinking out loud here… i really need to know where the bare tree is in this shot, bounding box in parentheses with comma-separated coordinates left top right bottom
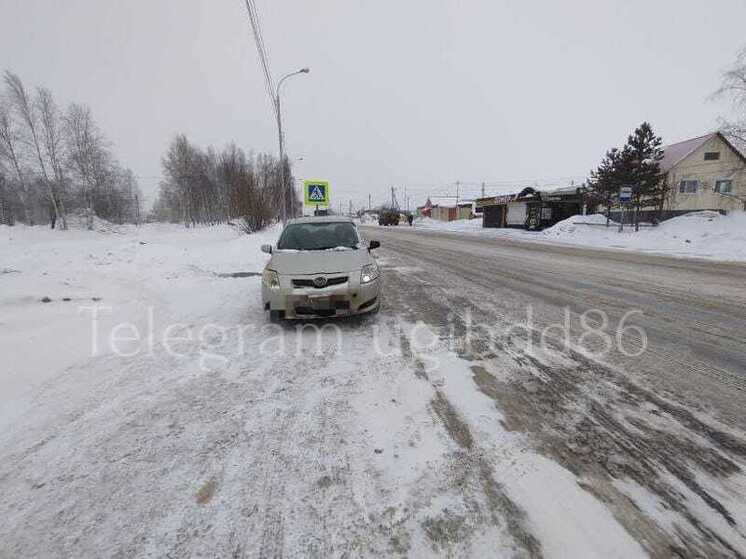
(64, 102, 109, 229)
(0, 103, 33, 224)
(116, 168, 141, 225)
(3, 71, 65, 228)
(1, 70, 141, 227)
(36, 87, 68, 229)
(714, 47, 746, 148)
(161, 133, 196, 226)
(154, 135, 284, 231)
(0, 169, 9, 225)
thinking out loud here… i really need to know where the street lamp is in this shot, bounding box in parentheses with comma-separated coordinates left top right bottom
(276, 67, 309, 223)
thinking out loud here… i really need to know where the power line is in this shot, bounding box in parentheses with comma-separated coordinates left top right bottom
(242, 0, 277, 120)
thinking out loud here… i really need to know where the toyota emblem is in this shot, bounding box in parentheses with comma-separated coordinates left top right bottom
(313, 276, 328, 287)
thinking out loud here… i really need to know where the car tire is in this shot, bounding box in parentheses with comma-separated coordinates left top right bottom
(367, 300, 381, 315)
(269, 310, 284, 323)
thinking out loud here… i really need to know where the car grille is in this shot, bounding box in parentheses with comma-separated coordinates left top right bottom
(292, 276, 348, 289)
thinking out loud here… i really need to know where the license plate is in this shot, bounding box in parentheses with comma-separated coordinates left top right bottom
(308, 296, 331, 310)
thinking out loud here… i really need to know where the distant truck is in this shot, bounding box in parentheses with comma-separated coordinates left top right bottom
(378, 209, 400, 226)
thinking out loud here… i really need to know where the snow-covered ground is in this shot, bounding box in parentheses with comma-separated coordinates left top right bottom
(1, 220, 743, 556)
(0, 221, 277, 428)
(411, 211, 746, 262)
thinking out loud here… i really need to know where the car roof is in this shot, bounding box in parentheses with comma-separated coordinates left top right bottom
(286, 216, 355, 225)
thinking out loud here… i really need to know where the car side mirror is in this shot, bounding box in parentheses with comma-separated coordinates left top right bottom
(368, 240, 380, 250)
(261, 244, 272, 254)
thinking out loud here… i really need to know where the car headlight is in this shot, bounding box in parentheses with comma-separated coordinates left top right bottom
(360, 263, 379, 284)
(262, 269, 280, 289)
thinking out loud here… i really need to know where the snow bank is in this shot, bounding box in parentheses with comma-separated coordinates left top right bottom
(402, 212, 746, 262)
(541, 211, 746, 261)
(540, 213, 608, 235)
(414, 217, 485, 232)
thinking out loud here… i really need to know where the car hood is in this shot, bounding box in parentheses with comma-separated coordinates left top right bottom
(268, 249, 371, 275)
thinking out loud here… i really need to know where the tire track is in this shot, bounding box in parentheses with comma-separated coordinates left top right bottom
(375, 231, 746, 557)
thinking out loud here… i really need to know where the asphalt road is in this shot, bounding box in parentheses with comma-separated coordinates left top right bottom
(363, 224, 746, 557)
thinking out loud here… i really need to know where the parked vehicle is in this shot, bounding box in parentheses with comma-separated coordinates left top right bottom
(378, 209, 400, 226)
(261, 217, 381, 320)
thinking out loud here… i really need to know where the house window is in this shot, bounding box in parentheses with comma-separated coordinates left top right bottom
(704, 152, 720, 161)
(715, 179, 733, 194)
(678, 180, 699, 193)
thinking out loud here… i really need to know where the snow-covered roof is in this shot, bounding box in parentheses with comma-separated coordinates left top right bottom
(542, 185, 582, 195)
(428, 196, 474, 208)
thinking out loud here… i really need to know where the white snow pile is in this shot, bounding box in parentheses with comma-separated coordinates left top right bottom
(407, 212, 746, 262)
(540, 213, 609, 235)
(542, 211, 746, 261)
(414, 217, 484, 232)
(65, 211, 137, 234)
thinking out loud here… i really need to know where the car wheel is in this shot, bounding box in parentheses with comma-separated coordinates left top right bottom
(269, 310, 285, 323)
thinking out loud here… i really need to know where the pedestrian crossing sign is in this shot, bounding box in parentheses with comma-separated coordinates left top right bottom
(303, 180, 330, 206)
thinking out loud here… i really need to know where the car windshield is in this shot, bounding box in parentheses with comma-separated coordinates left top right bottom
(276, 222, 360, 251)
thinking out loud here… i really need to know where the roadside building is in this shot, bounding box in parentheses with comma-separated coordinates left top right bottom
(534, 186, 586, 228)
(476, 193, 515, 227)
(427, 196, 474, 221)
(476, 186, 585, 229)
(417, 198, 433, 218)
(660, 132, 746, 216)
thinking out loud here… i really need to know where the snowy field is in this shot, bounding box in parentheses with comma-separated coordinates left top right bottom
(411, 211, 746, 262)
(0, 221, 277, 429)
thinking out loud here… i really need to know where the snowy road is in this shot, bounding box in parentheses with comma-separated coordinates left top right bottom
(364, 225, 746, 557)
(2, 223, 746, 557)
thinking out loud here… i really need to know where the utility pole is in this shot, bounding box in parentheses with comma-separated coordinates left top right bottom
(274, 68, 309, 223)
(349, 200, 352, 216)
(243, 0, 310, 224)
(456, 181, 460, 205)
(481, 182, 485, 198)
(368, 193, 371, 211)
(275, 95, 286, 221)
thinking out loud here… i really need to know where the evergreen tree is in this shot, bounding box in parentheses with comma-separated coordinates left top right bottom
(620, 122, 665, 228)
(589, 147, 624, 226)
(588, 122, 665, 229)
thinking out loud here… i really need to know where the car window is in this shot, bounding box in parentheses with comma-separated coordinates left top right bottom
(277, 222, 360, 251)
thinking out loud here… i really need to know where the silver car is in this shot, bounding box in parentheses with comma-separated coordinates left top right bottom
(261, 217, 381, 320)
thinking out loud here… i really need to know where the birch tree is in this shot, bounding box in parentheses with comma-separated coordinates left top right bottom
(715, 47, 746, 148)
(0, 103, 33, 224)
(3, 71, 65, 228)
(36, 87, 68, 228)
(64, 103, 108, 229)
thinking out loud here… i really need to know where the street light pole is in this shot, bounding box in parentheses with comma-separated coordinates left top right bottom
(275, 67, 309, 223)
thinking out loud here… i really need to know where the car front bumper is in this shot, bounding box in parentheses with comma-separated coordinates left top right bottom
(263, 272, 380, 319)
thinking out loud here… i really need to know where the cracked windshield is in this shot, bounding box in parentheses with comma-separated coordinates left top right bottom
(1, 1, 746, 558)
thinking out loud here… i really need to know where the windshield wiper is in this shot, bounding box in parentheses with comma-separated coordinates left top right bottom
(307, 245, 357, 251)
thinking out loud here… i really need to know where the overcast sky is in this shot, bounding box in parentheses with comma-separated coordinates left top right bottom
(2, 0, 744, 209)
